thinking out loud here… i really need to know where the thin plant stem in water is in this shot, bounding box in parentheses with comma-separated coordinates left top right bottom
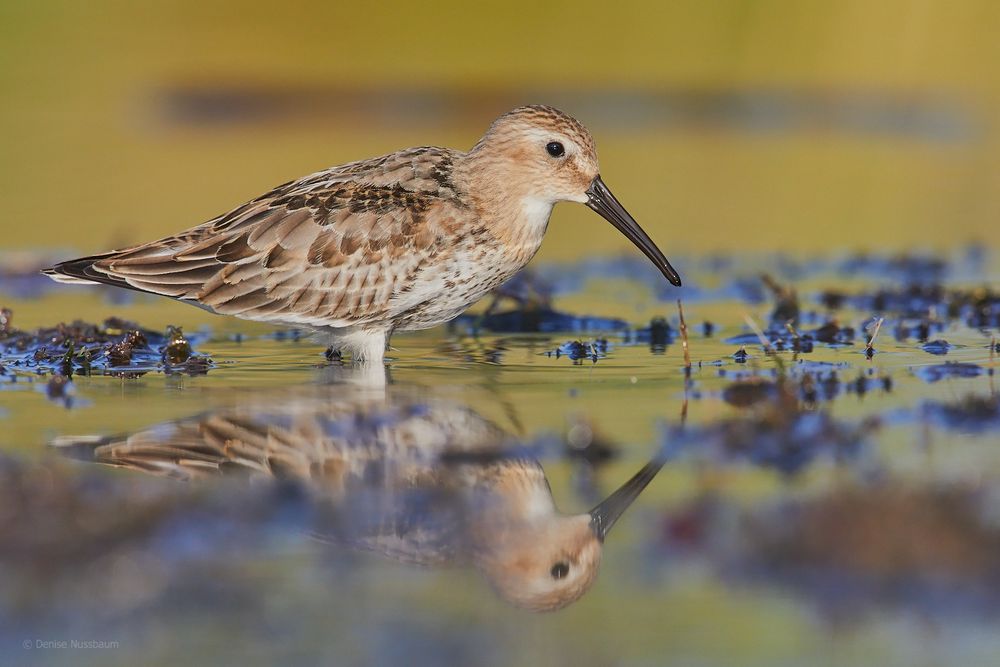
(743, 313, 784, 373)
(677, 299, 691, 375)
(991, 335, 997, 397)
(743, 313, 772, 352)
(784, 320, 801, 341)
(784, 319, 803, 361)
(866, 317, 885, 358)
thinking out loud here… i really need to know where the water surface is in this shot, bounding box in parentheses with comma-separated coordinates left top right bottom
(3, 250, 999, 666)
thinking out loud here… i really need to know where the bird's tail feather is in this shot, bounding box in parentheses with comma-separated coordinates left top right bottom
(42, 254, 137, 291)
(41, 267, 100, 285)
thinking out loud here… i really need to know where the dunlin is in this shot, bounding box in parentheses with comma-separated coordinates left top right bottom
(45, 105, 681, 362)
(54, 387, 664, 611)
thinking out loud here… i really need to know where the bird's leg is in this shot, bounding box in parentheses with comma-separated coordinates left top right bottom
(338, 328, 388, 365)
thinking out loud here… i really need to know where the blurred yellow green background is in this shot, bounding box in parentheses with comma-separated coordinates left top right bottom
(2, 0, 998, 262)
(4, 5, 1000, 667)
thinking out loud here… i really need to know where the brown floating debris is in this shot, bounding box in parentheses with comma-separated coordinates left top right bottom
(46, 374, 70, 399)
(722, 379, 777, 408)
(106, 331, 145, 367)
(0, 310, 213, 377)
(162, 326, 193, 365)
(761, 273, 799, 325)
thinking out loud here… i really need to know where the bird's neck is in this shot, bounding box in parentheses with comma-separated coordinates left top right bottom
(469, 461, 559, 526)
(454, 152, 554, 254)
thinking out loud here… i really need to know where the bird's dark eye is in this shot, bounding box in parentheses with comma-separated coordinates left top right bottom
(550, 562, 570, 579)
(546, 141, 565, 158)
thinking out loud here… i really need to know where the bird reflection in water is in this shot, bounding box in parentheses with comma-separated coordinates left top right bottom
(54, 385, 664, 611)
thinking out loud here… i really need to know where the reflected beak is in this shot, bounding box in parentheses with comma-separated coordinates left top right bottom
(589, 459, 665, 542)
(585, 176, 682, 287)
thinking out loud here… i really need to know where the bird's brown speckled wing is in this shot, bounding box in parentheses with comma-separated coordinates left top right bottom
(46, 147, 464, 328)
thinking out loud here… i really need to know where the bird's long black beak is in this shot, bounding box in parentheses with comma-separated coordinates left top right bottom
(586, 176, 682, 287)
(589, 459, 666, 542)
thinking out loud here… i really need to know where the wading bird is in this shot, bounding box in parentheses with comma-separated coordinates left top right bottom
(45, 105, 680, 362)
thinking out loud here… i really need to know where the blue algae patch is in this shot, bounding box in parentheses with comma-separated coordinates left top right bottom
(724, 332, 762, 346)
(453, 308, 628, 334)
(691, 411, 870, 475)
(653, 482, 1000, 621)
(913, 362, 984, 383)
(269, 328, 307, 342)
(544, 339, 609, 363)
(793, 359, 851, 372)
(920, 395, 1000, 433)
(922, 339, 953, 355)
(620, 318, 675, 353)
(662, 398, 878, 475)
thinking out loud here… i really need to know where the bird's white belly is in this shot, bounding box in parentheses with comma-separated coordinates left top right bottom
(389, 197, 552, 331)
(391, 239, 539, 331)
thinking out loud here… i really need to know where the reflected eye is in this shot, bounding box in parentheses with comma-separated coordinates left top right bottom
(550, 562, 570, 579)
(546, 141, 565, 158)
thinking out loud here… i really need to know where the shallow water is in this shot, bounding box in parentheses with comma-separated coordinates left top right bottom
(2, 250, 1000, 666)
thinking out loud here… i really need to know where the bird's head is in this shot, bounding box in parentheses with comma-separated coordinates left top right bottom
(473, 104, 600, 206)
(475, 513, 603, 612)
(470, 105, 681, 286)
(473, 459, 665, 612)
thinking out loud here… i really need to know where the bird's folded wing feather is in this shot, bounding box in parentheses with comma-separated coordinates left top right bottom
(47, 148, 465, 328)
